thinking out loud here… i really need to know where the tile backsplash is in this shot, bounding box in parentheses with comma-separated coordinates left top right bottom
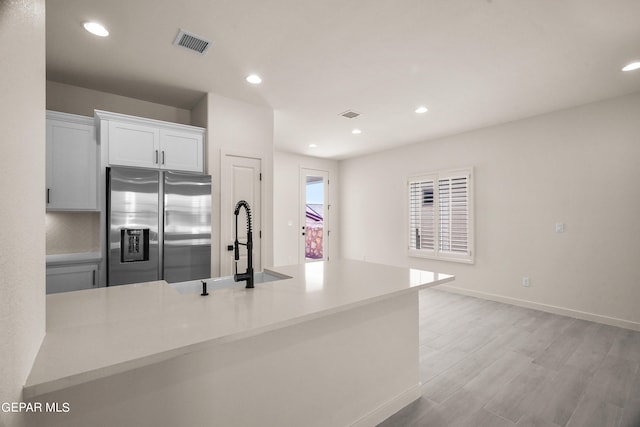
(46, 212, 101, 254)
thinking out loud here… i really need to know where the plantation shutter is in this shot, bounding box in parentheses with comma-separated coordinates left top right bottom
(408, 176, 435, 253)
(438, 173, 470, 257)
(408, 169, 473, 263)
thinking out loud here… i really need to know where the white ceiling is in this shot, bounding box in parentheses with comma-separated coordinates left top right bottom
(46, 0, 640, 160)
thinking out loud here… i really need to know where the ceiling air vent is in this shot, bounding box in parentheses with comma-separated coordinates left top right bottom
(173, 29, 212, 54)
(340, 110, 360, 119)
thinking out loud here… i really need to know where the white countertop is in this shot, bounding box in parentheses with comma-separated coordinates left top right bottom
(25, 260, 454, 399)
(46, 252, 102, 266)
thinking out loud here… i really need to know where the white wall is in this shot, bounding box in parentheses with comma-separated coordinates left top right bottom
(200, 93, 274, 275)
(273, 151, 340, 266)
(340, 92, 640, 329)
(0, 1, 46, 426)
(46, 81, 192, 125)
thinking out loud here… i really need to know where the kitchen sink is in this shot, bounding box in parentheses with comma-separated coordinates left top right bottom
(169, 271, 290, 294)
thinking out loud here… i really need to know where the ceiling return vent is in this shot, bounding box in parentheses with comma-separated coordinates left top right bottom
(173, 29, 212, 54)
(340, 110, 360, 119)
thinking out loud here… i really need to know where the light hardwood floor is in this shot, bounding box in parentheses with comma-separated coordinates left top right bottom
(378, 288, 640, 427)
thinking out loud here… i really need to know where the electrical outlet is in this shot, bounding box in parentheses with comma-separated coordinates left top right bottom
(522, 277, 530, 287)
(555, 223, 565, 233)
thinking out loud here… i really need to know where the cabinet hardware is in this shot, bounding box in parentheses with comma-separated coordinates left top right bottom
(47, 188, 50, 204)
(162, 151, 165, 165)
(155, 150, 159, 164)
(92, 270, 96, 286)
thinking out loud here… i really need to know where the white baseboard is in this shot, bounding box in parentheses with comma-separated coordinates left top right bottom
(350, 383, 422, 427)
(436, 285, 640, 332)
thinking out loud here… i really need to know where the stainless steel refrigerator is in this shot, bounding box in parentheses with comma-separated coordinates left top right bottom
(107, 167, 211, 286)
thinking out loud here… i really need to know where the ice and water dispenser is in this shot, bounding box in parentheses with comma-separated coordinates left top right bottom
(120, 228, 150, 263)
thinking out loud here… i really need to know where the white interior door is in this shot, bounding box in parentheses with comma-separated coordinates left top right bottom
(299, 168, 329, 263)
(221, 154, 262, 276)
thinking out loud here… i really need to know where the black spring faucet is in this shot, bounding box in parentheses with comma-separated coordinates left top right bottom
(233, 200, 254, 289)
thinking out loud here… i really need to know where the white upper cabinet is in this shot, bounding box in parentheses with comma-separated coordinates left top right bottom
(97, 110, 205, 173)
(46, 111, 99, 211)
(160, 128, 204, 172)
(108, 120, 160, 169)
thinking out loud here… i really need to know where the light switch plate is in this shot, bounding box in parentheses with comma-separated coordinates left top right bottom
(555, 223, 565, 233)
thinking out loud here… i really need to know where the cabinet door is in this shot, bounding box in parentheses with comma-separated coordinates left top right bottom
(160, 128, 204, 173)
(108, 121, 160, 169)
(46, 264, 99, 294)
(46, 118, 98, 210)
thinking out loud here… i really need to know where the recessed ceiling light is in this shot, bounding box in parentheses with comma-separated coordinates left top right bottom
(308, 144, 317, 148)
(352, 129, 362, 134)
(83, 22, 109, 37)
(246, 74, 262, 84)
(622, 62, 640, 72)
(415, 106, 429, 114)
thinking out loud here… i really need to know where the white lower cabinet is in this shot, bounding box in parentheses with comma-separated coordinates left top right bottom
(46, 263, 99, 294)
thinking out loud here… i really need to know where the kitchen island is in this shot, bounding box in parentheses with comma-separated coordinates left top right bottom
(25, 260, 454, 427)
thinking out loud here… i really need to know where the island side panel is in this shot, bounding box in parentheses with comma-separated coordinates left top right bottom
(27, 292, 420, 427)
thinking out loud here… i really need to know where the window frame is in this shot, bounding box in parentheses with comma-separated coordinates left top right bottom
(407, 167, 474, 264)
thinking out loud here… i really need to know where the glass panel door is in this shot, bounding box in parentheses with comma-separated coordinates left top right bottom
(300, 169, 329, 263)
